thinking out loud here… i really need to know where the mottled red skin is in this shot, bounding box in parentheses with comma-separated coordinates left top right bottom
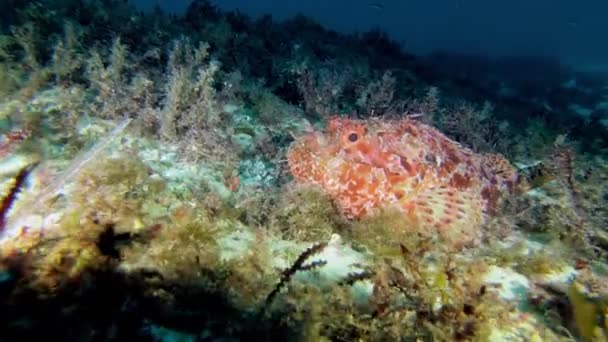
(287, 117, 516, 236)
(0, 129, 29, 159)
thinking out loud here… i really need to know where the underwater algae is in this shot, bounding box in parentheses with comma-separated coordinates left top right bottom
(0, 0, 606, 341)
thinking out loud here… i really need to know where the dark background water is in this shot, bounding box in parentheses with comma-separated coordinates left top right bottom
(132, 0, 608, 73)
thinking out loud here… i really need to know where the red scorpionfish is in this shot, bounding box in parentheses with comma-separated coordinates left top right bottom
(287, 117, 518, 248)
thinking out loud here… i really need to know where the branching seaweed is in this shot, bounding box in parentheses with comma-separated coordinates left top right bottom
(261, 241, 328, 315)
(0, 163, 36, 232)
(337, 269, 376, 286)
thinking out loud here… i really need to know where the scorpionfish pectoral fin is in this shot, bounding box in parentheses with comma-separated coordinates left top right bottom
(400, 185, 485, 248)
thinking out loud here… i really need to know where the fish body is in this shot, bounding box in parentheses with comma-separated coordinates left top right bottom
(287, 117, 517, 246)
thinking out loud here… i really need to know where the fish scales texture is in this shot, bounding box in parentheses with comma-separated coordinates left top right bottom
(287, 117, 517, 247)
